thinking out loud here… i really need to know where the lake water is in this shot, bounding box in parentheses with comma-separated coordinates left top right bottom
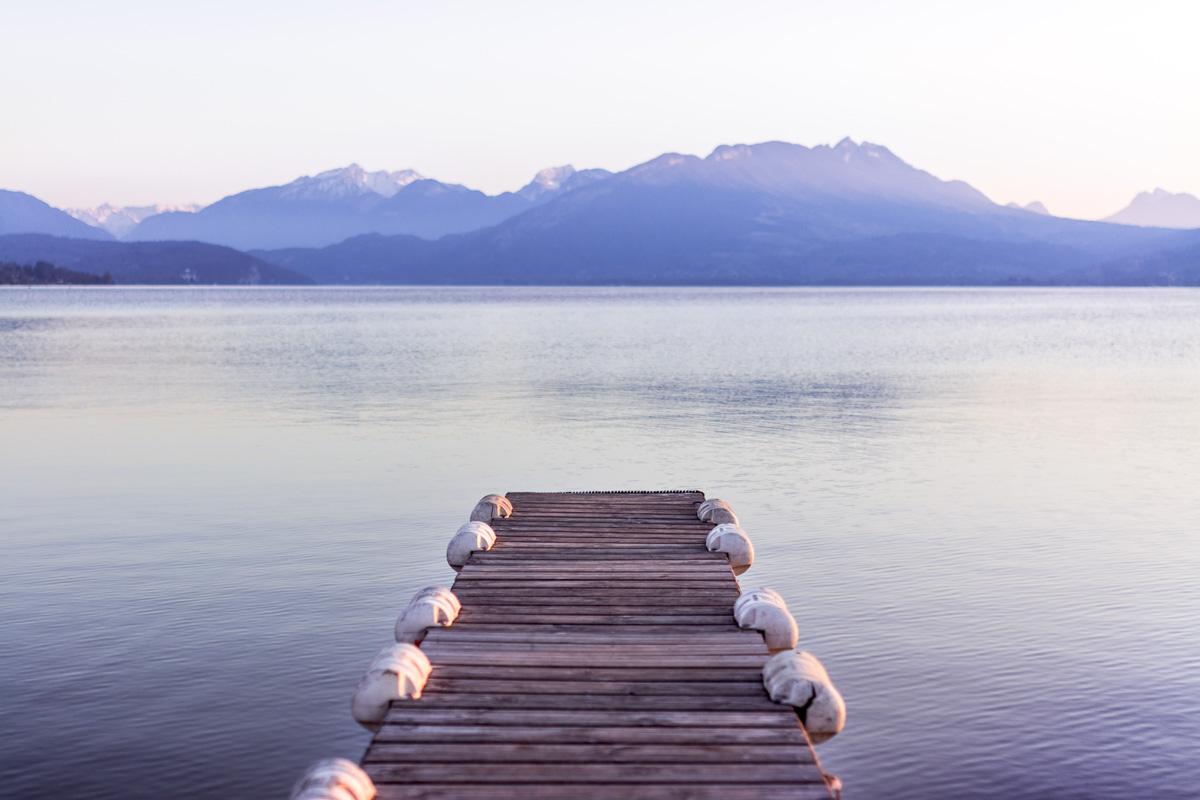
(1, 286, 1198, 799)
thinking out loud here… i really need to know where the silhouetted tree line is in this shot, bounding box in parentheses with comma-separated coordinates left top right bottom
(0, 260, 114, 285)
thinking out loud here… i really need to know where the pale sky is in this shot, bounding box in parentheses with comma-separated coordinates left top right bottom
(3, 0, 1197, 219)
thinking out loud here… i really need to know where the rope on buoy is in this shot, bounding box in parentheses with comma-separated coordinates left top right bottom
(762, 650, 846, 743)
(290, 758, 375, 800)
(446, 521, 496, 570)
(350, 643, 432, 731)
(733, 587, 799, 652)
(706, 523, 754, 575)
(697, 498, 739, 525)
(470, 493, 513, 522)
(394, 586, 461, 644)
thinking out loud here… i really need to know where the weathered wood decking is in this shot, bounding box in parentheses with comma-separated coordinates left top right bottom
(361, 490, 835, 799)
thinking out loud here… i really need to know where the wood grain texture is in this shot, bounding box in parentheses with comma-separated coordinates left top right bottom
(356, 490, 834, 798)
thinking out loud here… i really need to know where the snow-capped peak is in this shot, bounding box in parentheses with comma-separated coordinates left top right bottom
(709, 144, 754, 161)
(830, 138, 894, 163)
(530, 165, 577, 191)
(284, 164, 424, 199)
(516, 164, 604, 201)
(67, 202, 200, 237)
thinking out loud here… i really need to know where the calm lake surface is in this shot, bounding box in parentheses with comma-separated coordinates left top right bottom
(1, 286, 1198, 799)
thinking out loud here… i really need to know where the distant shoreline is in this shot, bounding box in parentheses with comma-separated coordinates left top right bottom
(0, 261, 112, 286)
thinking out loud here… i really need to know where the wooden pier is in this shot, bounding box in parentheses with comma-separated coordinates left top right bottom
(355, 490, 838, 799)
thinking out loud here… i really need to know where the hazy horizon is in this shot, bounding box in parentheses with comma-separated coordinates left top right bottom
(4, 0, 1198, 219)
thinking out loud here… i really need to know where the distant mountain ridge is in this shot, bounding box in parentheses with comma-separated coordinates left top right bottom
(5, 138, 1200, 286)
(126, 163, 613, 249)
(0, 190, 110, 240)
(1104, 188, 1200, 229)
(258, 139, 1200, 286)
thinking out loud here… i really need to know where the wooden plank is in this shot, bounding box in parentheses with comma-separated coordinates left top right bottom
(448, 604, 736, 614)
(484, 543, 711, 551)
(491, 526, 704, 532)
(374, 784, 831, 800)
(494, 520, 705, 526)
(492, 533, 706, 537)
(424, 678, 768, 696)
(452, 613, 737, 625)
(452, 583, 739, 592)
(493, 522, 707, 529)
(460, 563, 730, 573)
(383, 708, 795, 727)
(424, 634, 759, 646)
(495, 511, 706, 516)
(430, 665, 765, 681)
(449, 600, 738, 609)
(456, 570, 731, 580)
(364, 762, 825, 783)
(471, 557, 724, 564)
(415, 649, 768, 666)
(422, 629, 755, 644)
(445, 594, 738, 607)
(423, 641, 764, 653)
(442, 604, 734, 615)
(483, 547, 708, 553)
(506, 490, 704, 497)
(417, 642, 763, 652)
(363, 742, 813, 764)
(491, 526, 705, 531)
(373, 724, 811, 745)
(470, 555, 723, 563)
(450, 582, 737, 591)
(396, 692, 782, 711)
(426, 624, 745, 635)
(448, 594, 735, 604)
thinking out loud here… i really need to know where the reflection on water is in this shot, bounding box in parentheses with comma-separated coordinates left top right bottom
(1, 287, 1198, 799)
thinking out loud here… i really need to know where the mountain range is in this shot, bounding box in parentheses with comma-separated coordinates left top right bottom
(256, 139, 1200, 285)
(2, 139, 1199, 285)
(121, 163, 611, 249)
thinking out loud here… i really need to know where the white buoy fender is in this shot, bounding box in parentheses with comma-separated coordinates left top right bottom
(407, 585, 462, 615)
(711, 507, 739, 525)
(291, 758, 376, 800)
(706, 523, 755, 575)
(394, 586, 461, 643)
(470, 493, 513, 522)
(762, 650, 846, 743)
(697, 498, 739, 525)
(351, 643, 433, 731)
(733, 587, 786, 615)
(446, 521, 497, 569)
(733, 587, 799, 652)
